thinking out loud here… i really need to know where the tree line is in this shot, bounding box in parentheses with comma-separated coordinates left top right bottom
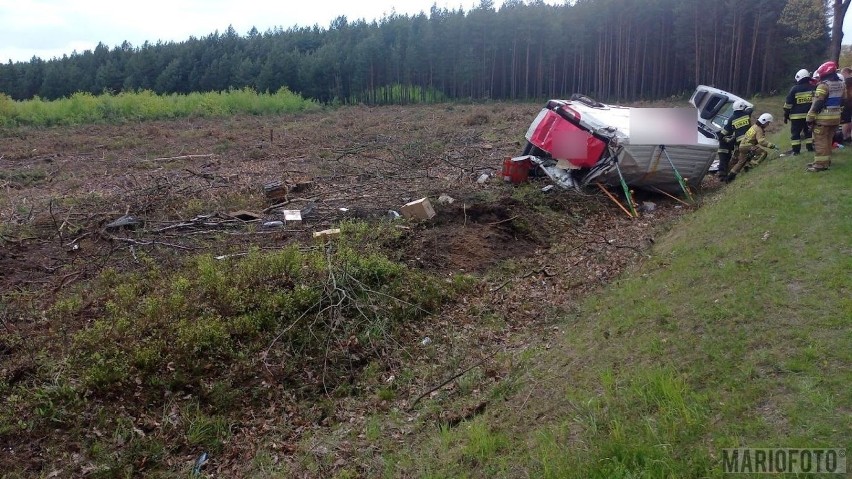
(0, 0, 834, 105)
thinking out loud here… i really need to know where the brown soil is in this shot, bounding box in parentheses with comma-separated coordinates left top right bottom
(0, 102, 721, 477)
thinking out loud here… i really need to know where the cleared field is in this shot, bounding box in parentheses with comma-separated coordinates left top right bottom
(0, 101, 797, 477)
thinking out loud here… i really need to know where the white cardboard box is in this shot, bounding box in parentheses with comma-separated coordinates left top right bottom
(400, 197, 436, 220)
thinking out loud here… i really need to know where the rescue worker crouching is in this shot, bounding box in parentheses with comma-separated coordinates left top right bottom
(783, 68, 815, 155)
(717, 100, 752, 179)
(806, 61, 846, 172)
(726, 113, 777, 182)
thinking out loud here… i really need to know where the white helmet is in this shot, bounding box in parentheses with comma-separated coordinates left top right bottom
(732, 100, 749, 111)
(795, 68, 810, 82)
(758, 113, 773, 125)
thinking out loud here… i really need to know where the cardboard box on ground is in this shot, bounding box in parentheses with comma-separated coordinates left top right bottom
(400, 198, 436, 220)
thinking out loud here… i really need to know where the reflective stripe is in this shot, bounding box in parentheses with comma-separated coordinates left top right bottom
(812, 80, 844, 122)
(732, 116, 750, 129)
(815, 111, 841, 121)
(794, 91, 813, 104)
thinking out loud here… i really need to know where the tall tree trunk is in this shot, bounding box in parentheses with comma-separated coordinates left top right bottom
(524, 35, 531, 99)
(830, 0, 852, 63)
(746, 10, 761, 94)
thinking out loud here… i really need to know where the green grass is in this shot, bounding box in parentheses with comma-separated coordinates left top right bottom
(0, 87, 320, 127)
(0, 228, 473, 476)
(402, 139, 851, 477)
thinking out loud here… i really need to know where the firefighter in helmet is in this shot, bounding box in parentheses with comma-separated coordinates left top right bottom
(717, 100, 752, 179)
(726, 113, 777, 182)
(806, 61, 846, 172)
(783, 68, 815, 155)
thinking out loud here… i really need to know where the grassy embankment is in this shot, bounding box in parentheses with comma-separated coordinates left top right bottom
(396, 130, 851, 476)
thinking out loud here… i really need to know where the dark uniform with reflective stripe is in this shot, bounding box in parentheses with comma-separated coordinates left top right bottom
(807, 74, 845, 168)
(783, 79, 815, 154)
(716, 110, 751, 177)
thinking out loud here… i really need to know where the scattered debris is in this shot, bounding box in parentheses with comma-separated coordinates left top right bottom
(387, 210, 401, 220)
(290, 180, 315, 193)
(263, 180, 289, 203)
(263, 179, 314, 203)
(541, 185, 555, 193)
(228, 210, 262, 222)
(313, 228, 341, 240)
(420, 337, 432, 346)
(299, 201, 316, 217)
(400, 197, 436, 221)
(192, 452, 209, 475)
(262, 220, 284, 228)
(148, 153, 214, 163)
(639, 201, 657, 212)
(104, 215, 143, 231)
(281, 210, 302, 222)
(502, 156, 532, 184)
(437, 193, 455, 205)
(476, 173, 490, 184)
(214, 253, 250, 261)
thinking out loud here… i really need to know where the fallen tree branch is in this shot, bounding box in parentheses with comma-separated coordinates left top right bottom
(409, 350, 498, 410)
(489, 268, 555, 293)
(102, 234, 193, 251)
(146, 154, 214, 162)
(487, 215, 518, 226)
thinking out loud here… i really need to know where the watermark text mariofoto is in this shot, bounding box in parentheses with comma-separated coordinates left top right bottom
(722, 448, 846, 474)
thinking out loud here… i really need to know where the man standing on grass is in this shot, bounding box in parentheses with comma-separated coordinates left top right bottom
(783, 69, 815, 155)
(806, 61, 845, 172)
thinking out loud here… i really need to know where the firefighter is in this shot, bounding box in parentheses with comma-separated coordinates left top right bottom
(726, 113, 777, 182)
(717, 100, 752, 179)
(841, 67, 852, 143)
(806, 61, 846, 172)
(782, 68, 815, 155)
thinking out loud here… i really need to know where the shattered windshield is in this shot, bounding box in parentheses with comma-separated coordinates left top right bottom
(711, 102, 734, 130)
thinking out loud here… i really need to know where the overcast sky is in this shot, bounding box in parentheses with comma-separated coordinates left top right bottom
(0, 0, 500, 63)
(0, 0, 849, 64)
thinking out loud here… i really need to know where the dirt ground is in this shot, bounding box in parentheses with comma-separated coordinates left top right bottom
(0, 102, 721, 476)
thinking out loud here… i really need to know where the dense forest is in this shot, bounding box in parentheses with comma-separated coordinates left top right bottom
(0, 0, 834, 104)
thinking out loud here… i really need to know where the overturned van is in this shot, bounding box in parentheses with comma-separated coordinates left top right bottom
(518, 86, 753, 195)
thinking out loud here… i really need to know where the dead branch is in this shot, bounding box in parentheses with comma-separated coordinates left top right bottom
(184, 168, 215, 181)
(65, 232, 91, 247)
(53, 272, 81, 293)
(102, 234, 193, 251)
(487, 215, 518, 226)
(262, 197, 314, 213)
(146, 154, 214, 162)
(409, 350, 498, 410)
